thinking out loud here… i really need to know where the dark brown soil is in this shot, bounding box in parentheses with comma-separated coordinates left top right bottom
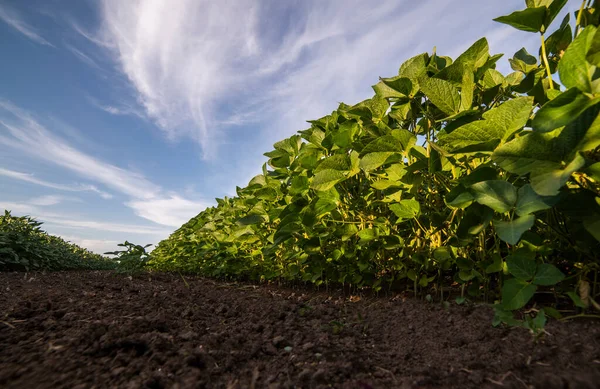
(0, 272, 598, 389)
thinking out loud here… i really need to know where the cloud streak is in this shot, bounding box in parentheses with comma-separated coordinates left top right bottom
(0, 4, 54, 47)
(0, 167, 113, 199)
(0, 101, 209, 226)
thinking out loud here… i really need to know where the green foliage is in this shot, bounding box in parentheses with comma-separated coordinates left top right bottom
(150, 0, 600, 330)
(0, 210, 116, 271)
(105, 241, 152, 274)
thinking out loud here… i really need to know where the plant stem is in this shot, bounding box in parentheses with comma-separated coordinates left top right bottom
(540, 34, 554, 90)
(575, 0, 587, 36)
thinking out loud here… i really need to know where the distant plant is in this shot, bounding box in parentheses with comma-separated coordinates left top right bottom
(0, 210, 116, 271)
(105, 241, 152, 274)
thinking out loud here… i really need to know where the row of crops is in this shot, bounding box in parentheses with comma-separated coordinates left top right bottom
(0, 211, 116, 271)
(149, 0, 600, 327)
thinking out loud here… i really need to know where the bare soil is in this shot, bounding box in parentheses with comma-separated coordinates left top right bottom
(0, 271, 598, 389)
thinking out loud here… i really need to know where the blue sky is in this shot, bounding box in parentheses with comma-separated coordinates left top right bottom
(0, 0, 579, 254)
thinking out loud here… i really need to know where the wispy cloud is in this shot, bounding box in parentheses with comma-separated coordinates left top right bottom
(95, 0, 526, 163)
(64, 43, 102, 70)
(0, 3, 54, 47)
(0, 101, 207, 226)
(126, 195, 210, 227)
(28, 195, 73, 206)
(0, 201, 171, 235)
(0, 100, 160, 200)
(0, 167, 113, 199)
(59, 235, 121, 255)
(86, 95, 145, 119)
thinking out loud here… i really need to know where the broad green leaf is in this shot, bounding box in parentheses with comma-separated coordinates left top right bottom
(544, 0, 568, 28)
(311, 169, 346, 191)
(486, 255, 503, 274)
(289, 176, 309, 195)
(437, 122, 500, 153)
(482, 68, 505, 88)
(361, 135, 405, 155)
(461, 167, 499, 186)
(460, 68, 474, 110)
(492, 106, 599, 196)
(494, 215, 536, 245)
(494, 7, 546, 33)
(532, 88, 600, 132)
(315, 154, 351, 172)
(359, 152, 394, 171)
(385, 164, 407, 181)
(391, 129, 417, 152)
(533, 264, 565, 286)
(483, 96, 534, 140)
(586, 27, 600, 67)
(515, 184, 559, 216)
(502, 278, 537, 310)
(371, 180, 401, 190)
(566, 291, 588, 308)
(419, 77, 461, 116)
(558, 26, 597, 93)
(357, 228, 378, 242)
(236, 215, 265, 226)
(389, 199, 421, 220)
(399, 53, 428, 80)
(506, 253, 537, 280)
(373, 76, 413, 98)
(454, 38, 490, 69)
(470, 180, 517, 213)
(509, 48, 538, 73)
(445, 185, 474, 209)
(438, 97, 533, 152)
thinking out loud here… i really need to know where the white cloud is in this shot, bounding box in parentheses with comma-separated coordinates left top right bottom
(0, 167, 114, 199)
(58, 235, 121, 255)
(0, 101, 207, 226)
(127, 195, 210, 227)
(28, 195, 68, 206)
(0, 201, 171, 235)
(0, 4, 54, 47)
(0, 100, 160, 200)
(64, 43, 102, 70)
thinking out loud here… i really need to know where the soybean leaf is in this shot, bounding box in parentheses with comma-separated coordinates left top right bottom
(445, 184, 475, 209)
(236, 215, 266, 226)
(357, 228, 378, 242)
(516, 184, 559, 216)
(506, 253, 537, 281)
(494, 215, 536, 245)
(533, 264, 565, 286)
(420, 77, 461, 116)
(470, 180, 517, 213)
(389, 199, 421, 220)
(483, 96, 534, 140)
(532, 88, 600, 133)
(510, 48, 538, 73)
(566, 291, 588, 308)
(502, 278, 537, 310)
(494, 7, 546, 33)
(586, 27, 600, 67)
(311, 170, 346, 191)
(493, 105, 600, 196)
(359, 152, 394, 171)
(558, 26, 597, 93)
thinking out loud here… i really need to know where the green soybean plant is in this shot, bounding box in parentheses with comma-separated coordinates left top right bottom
(149, 0, 600, 330)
